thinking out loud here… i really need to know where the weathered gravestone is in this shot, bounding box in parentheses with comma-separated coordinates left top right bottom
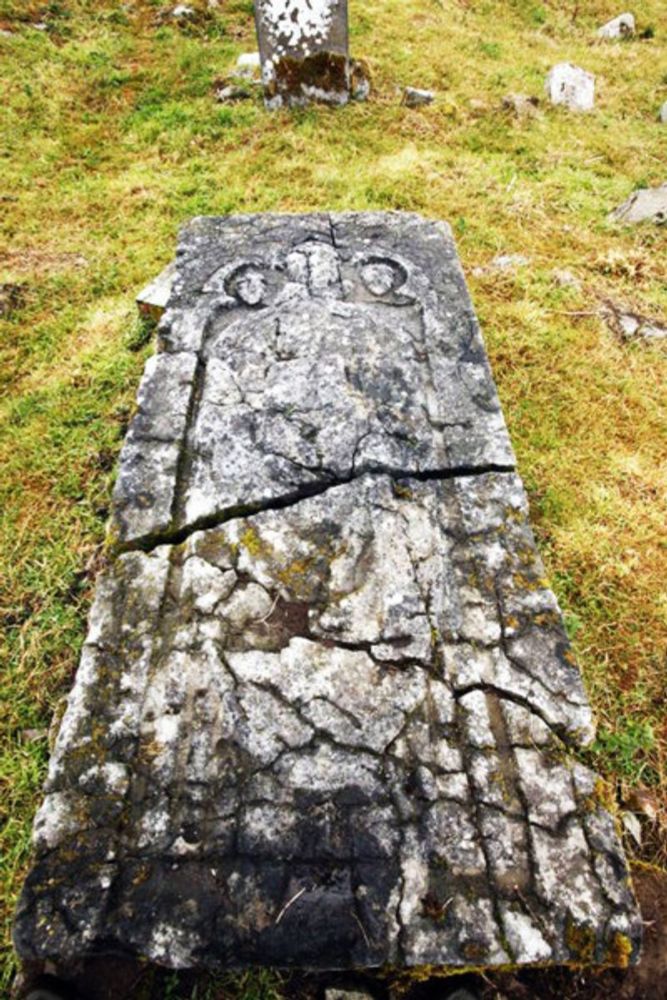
(254, 0, 364, 107)
(14, 214, 641, 983)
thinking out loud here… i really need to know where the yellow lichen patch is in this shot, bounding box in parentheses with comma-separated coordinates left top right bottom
(605, 930, 633, 969)
(392, 480, 414, 501)
(240, 525, 270, 560)
(565, 917, 597, 964)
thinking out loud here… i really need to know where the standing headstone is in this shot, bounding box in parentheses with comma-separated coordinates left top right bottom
(14, 214, 641, 989)
(254, 0, 363, 108)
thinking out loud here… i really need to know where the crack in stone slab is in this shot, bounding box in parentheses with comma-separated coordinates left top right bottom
(14, 214, 641, 978)
(117, 461, 517, 555)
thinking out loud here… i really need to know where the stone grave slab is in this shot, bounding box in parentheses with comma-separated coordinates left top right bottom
(14, 213, 641, 979)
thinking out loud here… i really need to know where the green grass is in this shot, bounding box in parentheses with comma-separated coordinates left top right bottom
(1, 0, 666, 991)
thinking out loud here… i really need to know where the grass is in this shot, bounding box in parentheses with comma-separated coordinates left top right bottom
(0, 0, 666, 992)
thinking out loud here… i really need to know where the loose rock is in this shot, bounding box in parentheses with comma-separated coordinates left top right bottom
(214, 83, 252, 103)
(501, 93, 539, 119)
(325, 991, 374, 1000)
(609, 182, 667, 225)
(473, 254, 530, 277)
(403, 87, 434, 108)
(545, 63, 595, 112)
(350, 58, 371, 101)
(597, 12, 635, 38)
(233, 51, 261, 79)
(659, 101, 667, 124)
(170, 3, 196, 19)
(603, 300, 667, 341)
(551, 269, 582, 290)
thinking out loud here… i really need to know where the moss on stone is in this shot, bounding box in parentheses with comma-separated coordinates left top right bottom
(266, 52, 349, 102)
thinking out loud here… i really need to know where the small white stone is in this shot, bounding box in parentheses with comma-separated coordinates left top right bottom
(545, 63, 595, 112)
(659, 101, 667, 124)
(609, 182, 667, 225)
(326, 991, 374, 1000)
(597, 12, 635, 38)
(235, 51, 261, 78)
(494, 253, 529, 270)
(551, 268, 581, 289)
(171, 4, 196, 19)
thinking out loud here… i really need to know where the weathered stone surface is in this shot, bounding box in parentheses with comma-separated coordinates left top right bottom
(254, 0, 361, 108)
(609, 182, 667, 225)
(545, 63, 595, 112)
(14, 473, 640, 969)
(15, 214, 641, 976)
(112, 213, 515, 549)
(597, 12, 635, 38)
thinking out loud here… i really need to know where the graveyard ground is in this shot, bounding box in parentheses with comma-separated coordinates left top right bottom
(0, 0, 666, 996)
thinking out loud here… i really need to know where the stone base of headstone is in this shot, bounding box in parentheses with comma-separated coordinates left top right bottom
(261, 53, 369, 109)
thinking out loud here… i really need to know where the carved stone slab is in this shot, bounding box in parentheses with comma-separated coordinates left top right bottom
(254, 1, 358, 108)
(14, 214, 641, 977)
(111, 213, 515, 549)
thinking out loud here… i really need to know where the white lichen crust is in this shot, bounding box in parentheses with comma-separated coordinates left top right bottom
(14, 214, 641, 974)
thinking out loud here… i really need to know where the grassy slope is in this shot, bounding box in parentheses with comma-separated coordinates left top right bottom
(0, 0, 666, 989)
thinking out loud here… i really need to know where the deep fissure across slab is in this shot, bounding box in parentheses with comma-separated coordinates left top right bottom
(119, 462, 517, 554)
(14, 213, 641, 979)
